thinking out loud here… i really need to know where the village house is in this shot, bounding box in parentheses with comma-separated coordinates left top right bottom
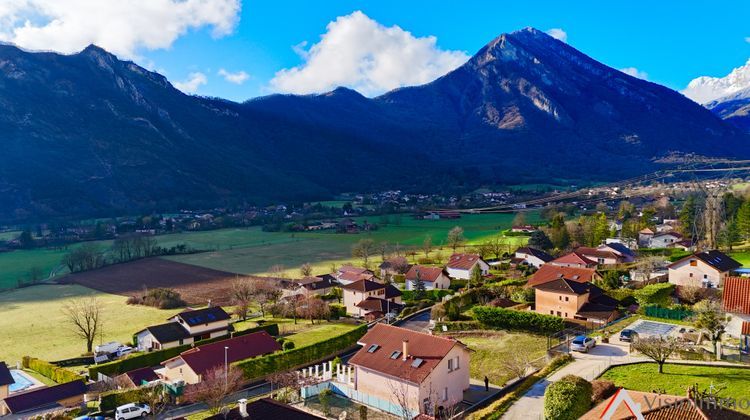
(206, 398, 322, 419)
(279, 276, 336, 299)
(533, 277, 619, 326)
(0, 380, 87, 416)
(115, 367, 159, 388)
(446, 253, 489, 280)
(513, 247, 553, 268)
(335, 265, 376, 285)
(404, 265, 451, 290)
(667, 250, 741, 288)
(548, 251, 598, 268)
(722, 277, 750, 339)
(526, 265, 601, 288)
(341, 279, 403, 318)
(510, 225, 538, 233)
(159, 331, 281, 385)
(638, 228, 655, 247)
(575, 246, 628, 266)
(135, 306, 231, 352)
(648, 231, 683, 248)
(348, 324, 472, 417)
(379, 256, 410, 278)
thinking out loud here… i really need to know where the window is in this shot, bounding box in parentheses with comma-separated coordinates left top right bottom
(367, 344, 380, 353)
(455, 356, 460, 369)
(390, 351, 402, 359)
(556, 311, 561, 316)
(559, 296, 562, 301)
(412, 358, 424, 368)
(690, 260, 697, 267)
(565, 296, 569, 302)
(448, 359, 453, 371)
(444, 387, 448, 401)
(550, 310, 554, 315)
(564, 312, 568, 317)
(703, 274, 708, 279)
(689, 273, 693, 278)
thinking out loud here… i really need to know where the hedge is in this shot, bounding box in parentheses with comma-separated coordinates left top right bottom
(235, 324, 367, 380)
(543, 375, 593, 420)
(23, 357, 84, 383)
(90, 323, 280, 378)
(434, 321, 482, 331)
(100, 387, 148, 411)
(401, 289, 451, 302)
(633, 283, 675, 307)
(472, 306, 565, 333)
(471, 354, 573, 420)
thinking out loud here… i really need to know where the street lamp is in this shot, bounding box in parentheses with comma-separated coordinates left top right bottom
(224, 346, 229, 388)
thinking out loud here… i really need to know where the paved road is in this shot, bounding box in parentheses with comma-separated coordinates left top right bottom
(502, 342, 639, 420)
(396, 309, 432, 332)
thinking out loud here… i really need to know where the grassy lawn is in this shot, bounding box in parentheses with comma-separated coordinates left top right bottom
(0, 248, 70, 291)
(600, 363, 750, 414)
(234, 317, 359, 348)
(729, 250, 750, 266)
(458, 332, 548, 385)
(165, 213, 535, 277)
(0, 284, 182, 364)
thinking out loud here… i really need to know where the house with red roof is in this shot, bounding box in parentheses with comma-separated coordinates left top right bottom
(348, 324, 471, 417)
(159, 331, 281, 384)
(341, 279, 403, 318)
(526, 265, 601, 288)
(548, 251, 598, 268)
(446, 254, 489, 280)
(404, 265, 451, 290)
(335, 266, 376, 285)
(722, 277, 750, 339)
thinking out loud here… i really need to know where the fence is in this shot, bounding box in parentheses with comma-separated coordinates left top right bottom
(644, 305, 693, 320)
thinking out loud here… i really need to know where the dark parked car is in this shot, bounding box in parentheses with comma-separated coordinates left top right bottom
(619, 329, 638, 342)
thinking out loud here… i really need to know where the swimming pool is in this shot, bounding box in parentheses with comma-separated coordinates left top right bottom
(9, 370, 34, 393)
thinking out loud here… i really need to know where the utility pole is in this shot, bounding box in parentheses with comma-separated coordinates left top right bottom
(224, 346, 229, 388)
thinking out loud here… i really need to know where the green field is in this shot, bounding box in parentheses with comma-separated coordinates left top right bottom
(0, 284, 181, 364)
(0, 230, 21, 241)
(600, 363, 750, 414)
(165, 213, 534, 277)
(459, 332, 548, 386)
(0, 248, 71, 290)
(729, 250, 750, 266)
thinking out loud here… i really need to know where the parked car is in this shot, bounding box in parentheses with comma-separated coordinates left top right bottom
(570, 335, 596, 352)
(116, 346, 134, 357)
(115, 403, 151, 420)
(619, 329, 638, 342)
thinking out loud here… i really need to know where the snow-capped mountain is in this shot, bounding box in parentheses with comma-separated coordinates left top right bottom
(707, 86, 750, 132)
(683, 58, 750, 104)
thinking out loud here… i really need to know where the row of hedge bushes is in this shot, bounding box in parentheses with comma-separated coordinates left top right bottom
(89, 323, 280, 378)
(401, 289, 452, 302)
(22, 357, 84, 383)
(472, 306, 565, 333)
(472, 354, 573, 420)
(235, 324, 367, 380)
(633, 283, 675, 307)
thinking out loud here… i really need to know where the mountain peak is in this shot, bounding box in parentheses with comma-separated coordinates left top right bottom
(683, 58, 750, 104)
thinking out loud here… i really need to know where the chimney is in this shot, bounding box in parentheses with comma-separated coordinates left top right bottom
(238, 398, 248, 417)
(402, 339, 409, 361)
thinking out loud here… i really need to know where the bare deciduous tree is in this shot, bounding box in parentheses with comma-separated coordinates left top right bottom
(501, 352, 532, 380)
(352, 239, 376, 267)
(248, 278, 282, 317)
(422, 235, 433, 258)
(693, 299, 728, 359)
(632, 336, 679, 373)
(184, 365, 244, 414)
(138, 384, 170, 418)
(446, 226, 466, 252)
(62, 297, 103, 353)
(230, 278, 253, 321)
(299, 262, 313, 277)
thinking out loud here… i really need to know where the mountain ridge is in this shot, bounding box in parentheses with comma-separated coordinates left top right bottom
(0, 28, 748, 220)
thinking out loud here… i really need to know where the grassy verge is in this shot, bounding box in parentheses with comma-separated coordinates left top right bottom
(600, 363, 750, 414)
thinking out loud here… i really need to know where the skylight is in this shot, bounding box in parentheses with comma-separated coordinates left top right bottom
(367, 344, 380, 353)
(411, 358, 424, 368)
(390, 351, 401, 359)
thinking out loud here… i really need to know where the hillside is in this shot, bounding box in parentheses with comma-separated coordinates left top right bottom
(1, 28, 748, 220)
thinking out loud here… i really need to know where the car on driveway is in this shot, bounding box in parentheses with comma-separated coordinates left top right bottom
(570, 335, 596, 352)
(619, 329, 638, 342)
(115, 403, 151, 420)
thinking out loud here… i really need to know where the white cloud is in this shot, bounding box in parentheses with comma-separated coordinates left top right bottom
(174, 72, 207, 94)
(620, 67, 649, 80)
(218, 68, 250, 84)
(269, 11, 470, 97)
(546, 28, 567, 43)
(0, 0, 241, 59)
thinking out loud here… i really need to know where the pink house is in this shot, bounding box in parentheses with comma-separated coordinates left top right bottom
(348, 324, 471, 417)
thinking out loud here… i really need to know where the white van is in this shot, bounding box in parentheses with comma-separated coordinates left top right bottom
(115, 403, 151, 420)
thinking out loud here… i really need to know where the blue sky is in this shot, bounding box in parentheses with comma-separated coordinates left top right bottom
(2, 1, 750, 101)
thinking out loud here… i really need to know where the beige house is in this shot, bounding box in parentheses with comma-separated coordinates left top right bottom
(668, 250, 741, 288)
(160, 331, 281, 385)
(446, 254, 489, 279)
(533, 278, 619, 326)
(404, 265, 451, 290)
(135, 306, 231, 351)
(342, 279, 402, 317)
(348, 324, 471, 417)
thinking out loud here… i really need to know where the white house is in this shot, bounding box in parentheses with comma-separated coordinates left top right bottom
(135, 306, 231, 351)
(446, 254, 489, 280)
(341, 279, 403, 318)
(648, 232, 683, 248)
(404, 265, 451, 290)
(667, 250, 741, 289)
(513, 247, 553, 268)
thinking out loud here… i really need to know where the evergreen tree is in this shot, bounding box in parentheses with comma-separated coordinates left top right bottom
(413, 270, 426, 300)
(469, 264, 483, 288)
(529, 230, 553, 250)
(17, 229, 35, 249)
(736, 200, 750, 240)
(679, 195, 699, 236)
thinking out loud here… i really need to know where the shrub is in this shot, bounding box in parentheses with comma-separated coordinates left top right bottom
(472, 306, 565, 333)
(329, 304, 347, 319)
(127, 288, 186, 309)
(434, 321, 481, 331)
(591, 380, 617, 403)
(543, 375, 592, 420)
(100, 387, 150, 410)
(24, 357, 84, 383)
(235, 324, 367, 380)
(283, 341, 296, 350)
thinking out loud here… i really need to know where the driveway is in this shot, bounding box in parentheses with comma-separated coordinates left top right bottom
(502, 342, 640, 420)
(396, 309, 432, 332)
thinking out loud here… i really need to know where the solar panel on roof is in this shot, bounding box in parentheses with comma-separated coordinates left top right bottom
(411, 358, 423, 368)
